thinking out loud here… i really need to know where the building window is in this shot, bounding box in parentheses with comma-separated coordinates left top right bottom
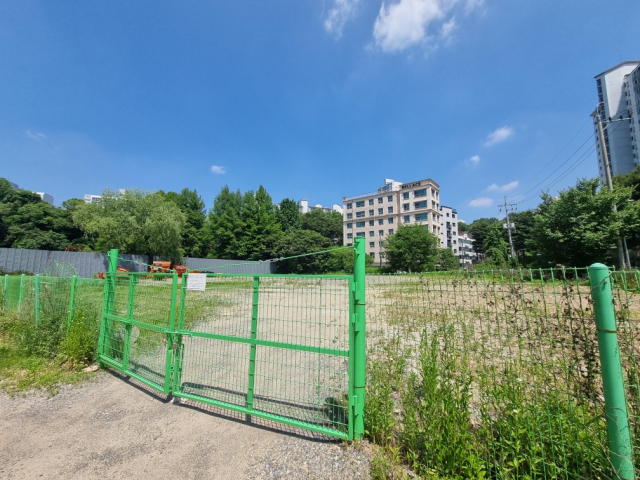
(370, 252, 375, 259)
(452, 223, 456, 227)
(369, 231, 375, 237)
(433, 226, 437, 232)
(388, 229, 394, 235)
(369, 199, 374, 206)
(378, 197, 383, 204)
(347, 223, 353, 229)
(388, 206, 393, 213)
(379, 240, 385, 247)
(356, 201, 365, 208)
(432, 201, 436, 208)
(414, 201, 427, 209)
(446, 213, 450, 217)
(432, 213, 437, 220)
(356, 221, 365, 228)
(403, 215, 410, 223)
(356, 211, 365, 218)
(369, 209, 374, 216)
(452, 213, 456, 218)
(346, 213, 353, 220)
(369, 242, 375, 248)
(387, 195, 393, 202)
(346, 203, 352, 209)
(378, 208, 383, 215)
(415, 189, 427, 198)
(415, 213, 428, 221)
(369, 220, 375, 226)
(379, 230, 384, 236)
(378, 219, 384, 225)
(356, 232, 365, 237)
(347, 233, 353, 239)
(388, 218, 394, 224)
(403, 203, 410, 211)
(402, 192, 409, 200)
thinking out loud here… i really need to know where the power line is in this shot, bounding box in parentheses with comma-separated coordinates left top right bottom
(513, 120, 624, 206)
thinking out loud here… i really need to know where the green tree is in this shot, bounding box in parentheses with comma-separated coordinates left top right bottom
(161, 188, 206, 257)
(435, 248, 459, 270)
(507, 210, 536, 255)
(468, 217, 500, 255)
(384, 225, 439, 272)
(277, 198, 301, 233)
(266, 229, 332, 273)
(324, 246, 373, 273)
(457, 221, 468, 232)
(532, 178, 640, 266)
(238, 186, 281, 260)
(614, 166, 640, 202)
(301, 209, 343, 244)
(72, 189, 186, 262)
(0, 178, 82, 250)
(483, 223, 510, 268)
(203, 186, 244, 259)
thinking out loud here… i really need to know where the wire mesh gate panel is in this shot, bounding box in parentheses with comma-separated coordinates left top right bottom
(98, 272, 177, 394)
(172, 274, 354, 440)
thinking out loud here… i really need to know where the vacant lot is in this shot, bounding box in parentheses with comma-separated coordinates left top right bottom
(0, 371, 370, 480)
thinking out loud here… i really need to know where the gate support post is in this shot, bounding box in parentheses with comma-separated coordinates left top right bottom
(34, 274, 40, 326)
(353, 238, 366, 440)
(18, 274, 25, 311)
(246, 276, 260, 418)
(589, 263, 635, 480)
(98, 249, 119, 361)
(67, 275, 78, 331)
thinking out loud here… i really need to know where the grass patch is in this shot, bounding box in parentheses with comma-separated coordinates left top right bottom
(0, 337, 95, 396)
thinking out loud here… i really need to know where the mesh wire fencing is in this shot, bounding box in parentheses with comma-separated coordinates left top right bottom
(175, 274, 353, 439)
(365, 268, 639, 479)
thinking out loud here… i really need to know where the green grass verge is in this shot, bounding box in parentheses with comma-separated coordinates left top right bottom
(0, 336, 96, 397)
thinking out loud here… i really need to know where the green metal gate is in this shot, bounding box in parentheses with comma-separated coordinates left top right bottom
(98, 240, 367, 440)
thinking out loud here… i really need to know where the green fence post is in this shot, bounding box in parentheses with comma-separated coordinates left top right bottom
(67, 275, 78, 331)
(98, 249, 119, 361)
(353, 237, 366, 440)
(246, 276, 260, 418)
(165, 272, 179, 394)
(34, 274, 40, 326)
(589, 263, 635, 480)
(172, 272, 188, 393)
(18, 274, 25, 311)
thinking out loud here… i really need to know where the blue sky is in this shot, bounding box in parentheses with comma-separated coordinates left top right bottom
(1, 0, 638, 222)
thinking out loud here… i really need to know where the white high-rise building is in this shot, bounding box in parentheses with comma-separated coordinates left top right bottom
(592, 61, 640, 183)
(33, 192, 54, 205)
(439, 205, 459, 255)
(298, 199, 343, 215)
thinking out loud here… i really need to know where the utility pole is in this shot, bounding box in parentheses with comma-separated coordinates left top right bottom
(501, 197, 517, 259)
(597, 118, 627, 269)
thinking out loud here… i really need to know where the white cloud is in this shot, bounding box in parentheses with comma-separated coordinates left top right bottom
(373, 0, 459, 52)
(325, 0, 361, 37)
(211, 165, 226, 174)
(464, 0, 484, 14)
(486, 180, 518, 192)
(440, 16, 457, 41)
(468, 197, 493, 207)
(26, 130, 47, 141)
(464, 154, 480, 167)
(483, 126, 514, 146)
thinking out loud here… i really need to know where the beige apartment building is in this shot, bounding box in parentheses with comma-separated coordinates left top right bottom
(343, 178, 441, 262)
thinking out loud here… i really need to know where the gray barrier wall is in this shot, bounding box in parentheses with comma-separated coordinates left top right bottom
(0, 248, 276, 277)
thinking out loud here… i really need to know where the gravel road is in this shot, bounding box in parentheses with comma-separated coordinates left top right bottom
(0, 371, 370, 479)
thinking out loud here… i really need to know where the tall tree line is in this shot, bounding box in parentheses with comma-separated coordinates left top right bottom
(467, 173, 640, 268)
(0, 178, 348, 271)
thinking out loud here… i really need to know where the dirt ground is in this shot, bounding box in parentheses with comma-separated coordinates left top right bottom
(0, 371, 370, 480)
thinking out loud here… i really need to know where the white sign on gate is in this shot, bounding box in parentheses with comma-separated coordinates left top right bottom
(186, 273, 207, 291)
